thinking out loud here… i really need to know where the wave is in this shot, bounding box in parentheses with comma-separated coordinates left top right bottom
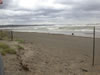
(0, 25, 100, 37)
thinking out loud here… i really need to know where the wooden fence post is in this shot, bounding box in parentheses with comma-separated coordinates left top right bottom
(10, 30, 13, 41)
(92, 26, 95, 66)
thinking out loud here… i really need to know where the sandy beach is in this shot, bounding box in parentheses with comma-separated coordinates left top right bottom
(2, 32, 100, 75)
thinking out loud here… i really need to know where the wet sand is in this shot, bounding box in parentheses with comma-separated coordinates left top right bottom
(3, 32, 100, 75)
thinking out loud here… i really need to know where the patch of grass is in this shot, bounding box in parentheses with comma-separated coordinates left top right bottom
(0, 30, 9, 40)
(0, 43, 9, 49)
(5, 48, 16, 54)
(0, 43, 16, 56)
(15, 39, 25, 43)
(16, 45, 24, 50)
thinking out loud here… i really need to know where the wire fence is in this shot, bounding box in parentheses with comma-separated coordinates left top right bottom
(0, 30, 14, 41)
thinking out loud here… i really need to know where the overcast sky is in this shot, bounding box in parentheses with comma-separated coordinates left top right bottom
(0, 0, 100, 25)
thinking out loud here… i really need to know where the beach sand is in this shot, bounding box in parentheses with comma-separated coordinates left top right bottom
(3, 32, 100, 75)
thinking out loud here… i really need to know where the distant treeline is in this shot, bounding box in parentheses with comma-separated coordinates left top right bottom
(0, 25, 38, 28)
(0, 24, 54, 28)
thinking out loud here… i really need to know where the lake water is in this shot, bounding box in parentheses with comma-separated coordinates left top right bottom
(0, 25, 100, 38)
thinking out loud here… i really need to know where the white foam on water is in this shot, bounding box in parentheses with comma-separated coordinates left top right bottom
(1, 25, 100, 38)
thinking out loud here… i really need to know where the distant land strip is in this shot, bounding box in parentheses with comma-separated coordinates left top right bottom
(0, 24, 54, 28)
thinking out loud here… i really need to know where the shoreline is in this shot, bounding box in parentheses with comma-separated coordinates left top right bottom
(1, 29, 100, 38)
(14, 31, 95, 39)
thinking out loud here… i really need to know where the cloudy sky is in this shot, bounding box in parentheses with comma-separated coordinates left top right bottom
(0, 0, 100, 25)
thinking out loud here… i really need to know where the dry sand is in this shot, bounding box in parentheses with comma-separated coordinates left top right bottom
(2, 32, 100, 75)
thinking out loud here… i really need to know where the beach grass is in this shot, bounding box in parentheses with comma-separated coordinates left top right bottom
(0, 42, 16, 55)
(16, 45, 24, 50)
(15, 39, 25, 43)
(0, 30, 10, 40)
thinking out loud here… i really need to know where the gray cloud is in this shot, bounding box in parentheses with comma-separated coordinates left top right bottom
(0, 0, 100, 24)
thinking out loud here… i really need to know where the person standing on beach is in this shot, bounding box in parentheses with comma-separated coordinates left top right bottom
(72, 33, 74, 35)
